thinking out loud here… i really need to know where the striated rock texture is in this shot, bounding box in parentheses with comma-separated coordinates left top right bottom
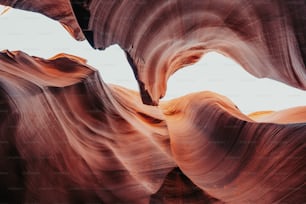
(73, 0, 306, 105)
(0, 0, 306, 203)
(1, 0, 306, 105)
(160, 92, 306, 203)
(0, 51, 175, 203)
(0, 51, 305, 203)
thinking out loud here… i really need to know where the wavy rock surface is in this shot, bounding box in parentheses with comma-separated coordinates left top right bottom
(161, 92, 306, 203)
(78, 0, 306, 105)
(1, 0, 305, 104)
(0, 0, 306, 203)
(0, 51, 177, 203)
(0, 51, 305, 203)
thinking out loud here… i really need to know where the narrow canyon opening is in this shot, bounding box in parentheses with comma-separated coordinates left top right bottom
(0, 2, 305, 203)
(164, 52, 306, 114)
(1, 5, 305, 114)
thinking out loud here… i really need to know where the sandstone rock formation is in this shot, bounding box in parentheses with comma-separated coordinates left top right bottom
(0, 0, 305, 203)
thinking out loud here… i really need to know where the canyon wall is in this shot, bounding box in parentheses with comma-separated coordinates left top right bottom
(0, 0, 305, 203)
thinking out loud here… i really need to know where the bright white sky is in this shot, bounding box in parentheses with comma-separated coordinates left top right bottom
(0, 5, 306, 114)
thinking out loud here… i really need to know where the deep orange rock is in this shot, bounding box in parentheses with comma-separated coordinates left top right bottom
(0, 51, 304, 203)
(0, 1, 305, 203)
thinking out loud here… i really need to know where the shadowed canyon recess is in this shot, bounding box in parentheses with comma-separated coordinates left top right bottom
(0, 0, 305, 203)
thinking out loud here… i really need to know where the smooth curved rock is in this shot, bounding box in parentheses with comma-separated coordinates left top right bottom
(0, 1, 306, 203)
(160, 91, 306, 203)
(78, 0, 306, 105)
(0, 51, 175, 203)
(249, 107, 306, 124)
(1, 0, 305, 104)
(80, 0, 306, 105)
(0, 51, 305, 203)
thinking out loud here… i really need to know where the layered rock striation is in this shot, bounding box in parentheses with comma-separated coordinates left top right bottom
(0, 0, 305, 203)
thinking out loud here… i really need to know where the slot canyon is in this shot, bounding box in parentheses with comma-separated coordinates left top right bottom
(0, 0, 305, 203)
